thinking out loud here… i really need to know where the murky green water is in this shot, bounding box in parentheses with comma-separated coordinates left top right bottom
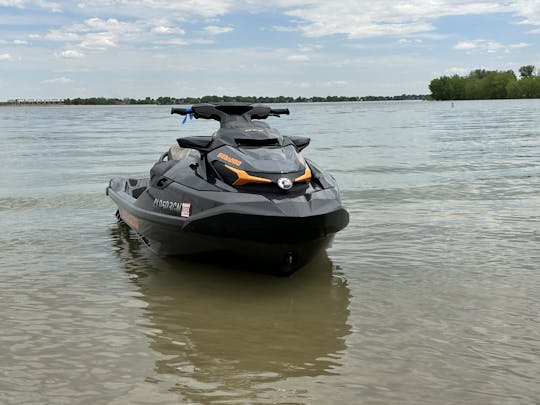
(1, 101, 539, 404)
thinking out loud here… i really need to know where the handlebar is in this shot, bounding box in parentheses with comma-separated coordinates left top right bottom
(171, 107, 192, 115)
(270, 108, 289, 115)
(171, 104, 289, 124)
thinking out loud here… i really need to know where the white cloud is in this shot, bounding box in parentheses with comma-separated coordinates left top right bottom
(7, 0, 540, 42)
(283, 1, 510, 39)
(43, 16, 185, 51)
(45, 30, 80, 41)
(509, 42, 529, 49)
(152, 25, 185, 34)
(83, 17, 137, 33)
(44, 18, 143, 50)
(454, 39, 529, 53)
(0, 0, 24, 6)
(204, 25, 233, 35)
(292, 80, 348, 89)
(80, 32, 116, 49)
(13, 39, 28, 45)
(454, 40, 477, 50)
(59, 49, 85, 58)
(0, 53, 13, 61)
(159, 38, 214, 46)
(258, 0, 540, 39)
(0, 0, 61, 11)
(445, 67, 469, 75)
(160, 38, 189, 46)
(33, 0, 61, 12)
(269, 25, 299, 33)
(41, 76, 73, 84)
(512, 0, 540, 26)
(287, 54, 310, 62)
(397, 38, 423, 45)
(75, 0, 231, 18)
(28, 34, 41, 39)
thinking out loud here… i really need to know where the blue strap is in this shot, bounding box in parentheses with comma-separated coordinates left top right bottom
(182, 106, 193, 124)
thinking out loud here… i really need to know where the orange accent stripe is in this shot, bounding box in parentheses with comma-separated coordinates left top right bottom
(225, 165, 272, 186)
(294, 165, 312, 182)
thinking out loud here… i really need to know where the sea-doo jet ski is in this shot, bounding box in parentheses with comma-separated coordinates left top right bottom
(106, 103, 348, 274)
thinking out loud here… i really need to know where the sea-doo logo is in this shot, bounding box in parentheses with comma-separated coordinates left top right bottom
(277, 177, 293, 190)
(217, 152, 242, 166)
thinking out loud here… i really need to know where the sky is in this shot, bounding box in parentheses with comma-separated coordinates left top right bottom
(1, 0, 540, 100)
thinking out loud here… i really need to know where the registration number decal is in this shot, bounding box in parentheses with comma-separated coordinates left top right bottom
(153, 198, 191, 217)
(180, 202, 191, 218)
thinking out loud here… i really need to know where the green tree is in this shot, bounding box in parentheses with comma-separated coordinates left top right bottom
(507, 77, 540, 98)
(430, 69, 518, 100)
(519, 65, 535, 78)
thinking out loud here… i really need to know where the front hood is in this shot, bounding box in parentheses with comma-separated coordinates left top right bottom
(208, 144, 311, 190)
(208, 144, 305, 174)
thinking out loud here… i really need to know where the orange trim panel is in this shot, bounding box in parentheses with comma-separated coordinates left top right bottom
(294, 165, 312, 182)
(225, 164, 272, 186)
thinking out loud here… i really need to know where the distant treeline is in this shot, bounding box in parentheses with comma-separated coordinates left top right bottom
(430, 65, 540, 100)
(62, 94, 426, 105)
(2, 94, 427, 106)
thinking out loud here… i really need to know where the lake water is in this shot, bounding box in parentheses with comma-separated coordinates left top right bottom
(0, 100, 539, 404)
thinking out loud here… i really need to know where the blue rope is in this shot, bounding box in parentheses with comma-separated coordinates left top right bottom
(182, 106, 193, 125)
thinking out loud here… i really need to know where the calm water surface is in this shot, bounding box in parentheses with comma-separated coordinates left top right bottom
(0, 101, 539, 404)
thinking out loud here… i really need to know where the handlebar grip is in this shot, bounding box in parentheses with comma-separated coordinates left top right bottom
(171, 106, 193, 115)
(270, 108, 289, 115)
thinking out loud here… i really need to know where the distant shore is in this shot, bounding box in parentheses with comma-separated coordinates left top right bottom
(1, 94, 427, 106)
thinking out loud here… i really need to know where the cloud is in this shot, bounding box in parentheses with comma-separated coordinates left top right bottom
(292, 80, 348, 89)
(45, 30, 80, 41)
(152, 25, 185, 34)
(0, 53, 13, 61)
(0, 0, 25, 6)
(59, 49, 85, 58)
(397, 38, 423, 45)
(13, 39, 28, 45)
(33, 0, 61, 12)
(283, 1, 510, 38)
(454, 39, 529, 53)
(445, 67, 469, 75)
(0, 0, 61, 11)
(269, 25, 299, 33)
(271, 0, 540, 39)
(203, 25, 233, 35)
(83, 17, 137, 33)
(41, 76, 73, 84)
(80, 32, 117, 49)
(75, 0, 231, 18)
(287, 54, 310, 62)
(43, 17, 144, 50)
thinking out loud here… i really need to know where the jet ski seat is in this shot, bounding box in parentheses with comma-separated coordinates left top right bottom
(168, 144, 190, 161)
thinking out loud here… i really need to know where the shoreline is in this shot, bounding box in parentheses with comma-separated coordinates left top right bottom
(0, 94, 427, 106)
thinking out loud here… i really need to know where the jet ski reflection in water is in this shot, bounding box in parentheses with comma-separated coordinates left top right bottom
(106, 103, 349, 274)
(109, 225, 351, 403)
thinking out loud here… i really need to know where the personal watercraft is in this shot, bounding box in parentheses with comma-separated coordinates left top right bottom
(106, 103, 348, 274)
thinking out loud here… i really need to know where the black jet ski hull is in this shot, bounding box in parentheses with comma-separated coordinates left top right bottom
(106, 103, 349, 274)
(107, 177, 348, 274)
